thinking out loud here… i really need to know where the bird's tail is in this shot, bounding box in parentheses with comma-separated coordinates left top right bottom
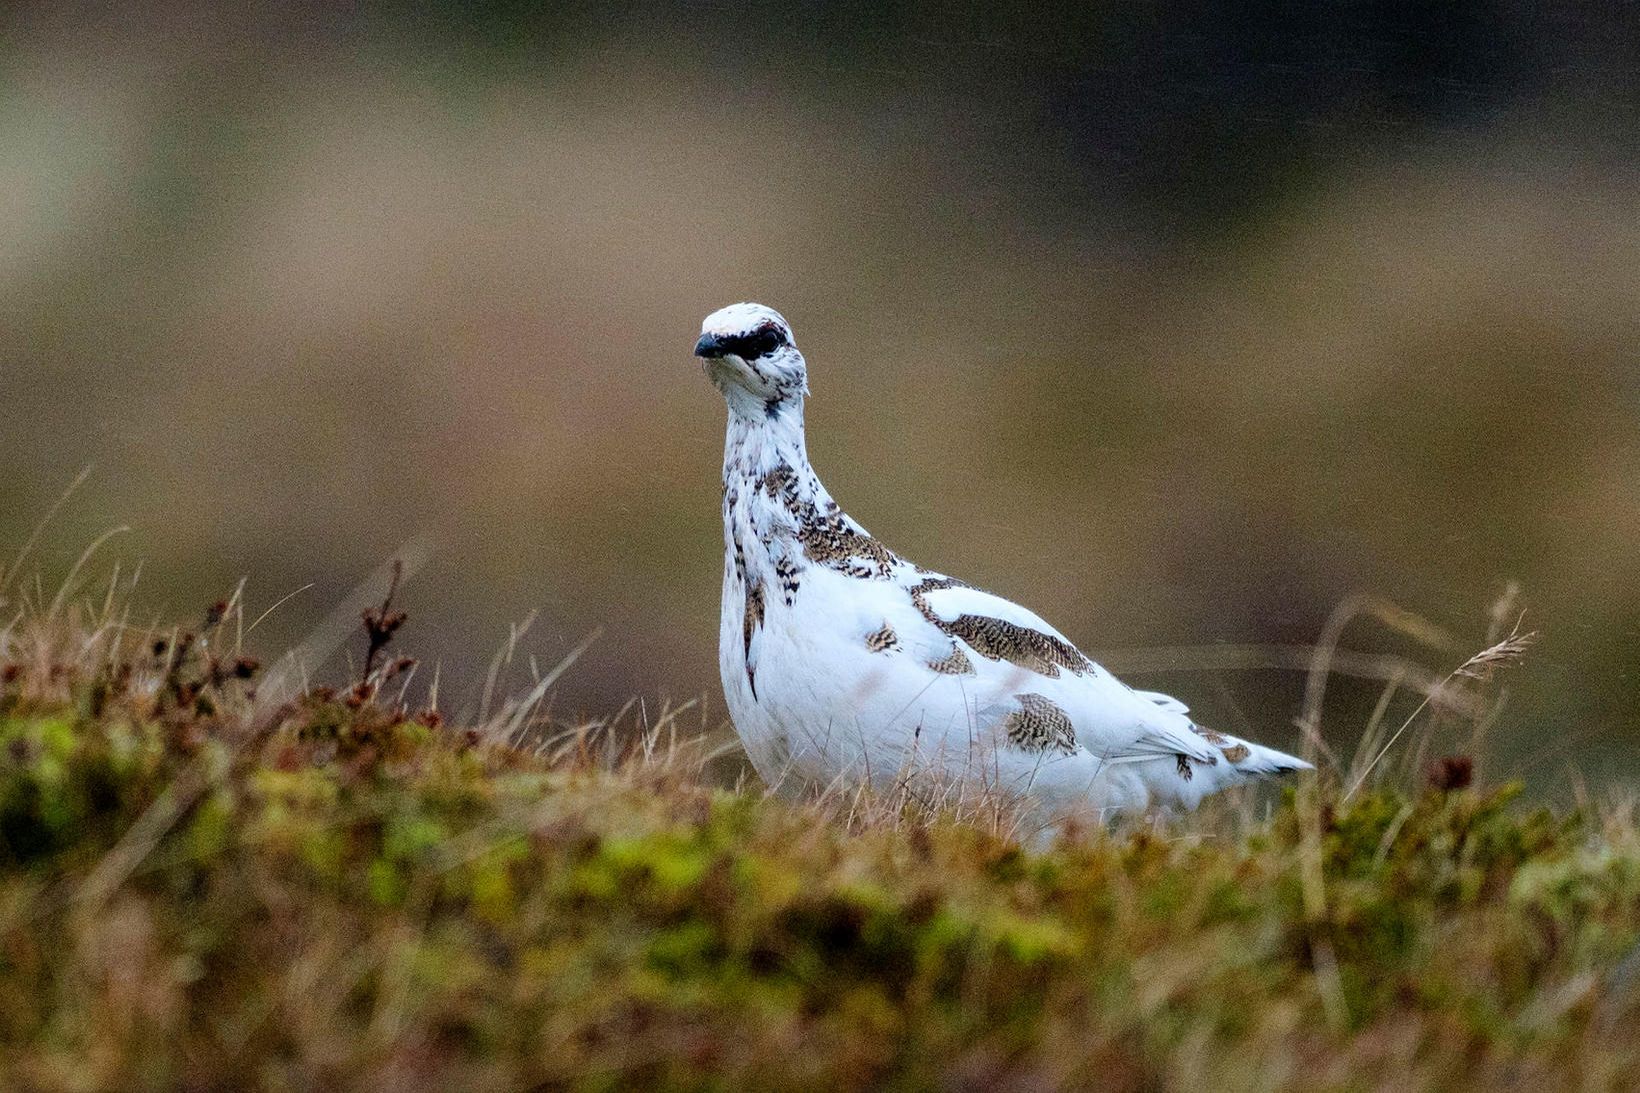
(1160, 732, 1312, 809)
(1222, 737, 1313, 778)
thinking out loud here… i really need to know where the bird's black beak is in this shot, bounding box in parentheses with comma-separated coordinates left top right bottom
(694, 332, 726, 359)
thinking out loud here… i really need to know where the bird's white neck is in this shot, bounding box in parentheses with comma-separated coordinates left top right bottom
(720, 398, 852, 577)
(722, 399, 812, 489)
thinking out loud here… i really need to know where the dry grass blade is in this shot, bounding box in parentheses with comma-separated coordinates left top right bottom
(1295, 594, 1459, 770)
(1343, 623, 1538, 802)
(43, 525, 129, 622)
(244, 582, 317, 638)
(1452, 627, 1537, 681)
(476, 610, 540, 726)
(1096, 641, 1485, 718)
(485, 628, 603, 745)
(0, 465, 92, 597)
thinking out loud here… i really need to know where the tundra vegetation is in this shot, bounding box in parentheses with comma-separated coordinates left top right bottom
(0, 550, 1635, 1092)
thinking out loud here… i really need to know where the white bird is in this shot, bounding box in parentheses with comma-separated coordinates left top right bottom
(696, 302, 1310, 822)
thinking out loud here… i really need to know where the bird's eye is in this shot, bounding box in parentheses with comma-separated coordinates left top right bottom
(729, 324, 786, 359)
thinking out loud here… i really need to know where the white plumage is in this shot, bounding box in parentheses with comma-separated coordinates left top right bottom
(695, 302, 1310, 821)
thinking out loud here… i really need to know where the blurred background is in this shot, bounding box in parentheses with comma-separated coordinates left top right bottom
(2, 3, 1636, 793)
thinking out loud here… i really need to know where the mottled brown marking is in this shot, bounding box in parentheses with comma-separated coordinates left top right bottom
(730, 535, 747, 583)
(908, 576, 967, 614)
(1176, 754, 1194, 780)
(761, 463, 800, 504)
(774, 555, 801, 605)
(799, 522, 896, 576)
(908, 576, 1091, 678)
(764, 461, 898, 579)
(927, 646, 974, 675)
(743, 578, 764, 695)
(1191, 723, 1231, 746)
(943, 614, 1092, 678)
(1220, 743, 1251, 764)
(864, 623, 899, 653)
(1002, 693, 1077, 754)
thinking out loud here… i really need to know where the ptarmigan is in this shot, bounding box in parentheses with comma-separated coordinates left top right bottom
(696, 302, 1310, 821)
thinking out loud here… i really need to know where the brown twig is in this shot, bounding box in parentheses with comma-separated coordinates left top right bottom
(359, 560, 408, 695)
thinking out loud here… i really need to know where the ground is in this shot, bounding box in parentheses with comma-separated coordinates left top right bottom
(1, 590, 1637, 1091)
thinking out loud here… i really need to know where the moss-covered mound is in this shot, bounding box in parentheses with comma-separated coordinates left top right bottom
(2, 658, 1639, 1092)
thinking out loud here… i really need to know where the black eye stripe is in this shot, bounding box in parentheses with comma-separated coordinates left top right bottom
(720, 324, 787, 359)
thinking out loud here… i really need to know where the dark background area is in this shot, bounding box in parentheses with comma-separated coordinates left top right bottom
(2, 2, 1636, 793)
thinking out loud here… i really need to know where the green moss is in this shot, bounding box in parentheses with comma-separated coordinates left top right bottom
(2, 680, 1639, 1091)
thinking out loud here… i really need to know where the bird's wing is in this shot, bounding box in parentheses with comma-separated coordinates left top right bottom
(1133, 690, 1190, 715)
(909, 579, 1219, 765)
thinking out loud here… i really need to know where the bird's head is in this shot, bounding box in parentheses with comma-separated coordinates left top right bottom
(694, 302, 808, 419)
